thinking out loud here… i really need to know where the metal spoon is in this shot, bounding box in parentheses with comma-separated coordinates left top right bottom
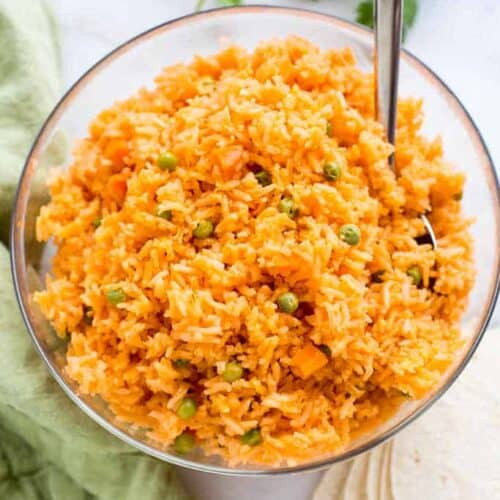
(374, 0, 437, 248)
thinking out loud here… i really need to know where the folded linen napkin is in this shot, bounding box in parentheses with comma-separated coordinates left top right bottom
(0, 1, 188, 498)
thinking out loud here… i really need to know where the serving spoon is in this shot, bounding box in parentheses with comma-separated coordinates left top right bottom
(374, 0, 437, 248)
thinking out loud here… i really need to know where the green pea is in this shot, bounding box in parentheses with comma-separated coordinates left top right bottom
(453, 192, 463, 201)
(193, 220, 214, 239)
(223, 361, 244, 383)
(278, 197, 298, 219)
(323, 162, 342, 181)
(326, 122, 333, 137)
(276, 292, 299, 314)
(173, 359, 190, 369)
(106, 288, 127, 305)
(92, 217, 102, 229)
(339, 224, 361, 246)
(177, 397, 197, 420)
(157, 209, 173, 221)
(83, 306, 93, 325)
(241, 428, 262, 446)
(318, 344, 332, 357)
(371, 270, 385, 283)
(174, 432, 196, 454)
(407, 266, 422, 286)
(157, 151, 178, 171)
(254, 170, 272, 187)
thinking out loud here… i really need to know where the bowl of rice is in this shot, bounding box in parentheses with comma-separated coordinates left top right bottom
(10, 6, 499, 474)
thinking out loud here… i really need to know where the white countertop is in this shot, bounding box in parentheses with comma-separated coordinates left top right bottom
(48, 1, 500, 498)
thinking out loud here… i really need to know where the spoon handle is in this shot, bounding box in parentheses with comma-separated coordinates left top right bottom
(374, 0, 403, 167)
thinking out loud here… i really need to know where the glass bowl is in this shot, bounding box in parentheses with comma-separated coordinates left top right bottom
(10, 6, 500, 475)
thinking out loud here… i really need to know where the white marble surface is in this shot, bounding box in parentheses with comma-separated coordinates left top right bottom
(48, 1, 500, 498)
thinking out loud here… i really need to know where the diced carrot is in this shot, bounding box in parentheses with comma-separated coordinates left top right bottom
(291, 343, 328, 379)
(191, 55, 221, 78)
(105, 139, 129, 167)
(89, 121, 104, 139)
(215, 46, 244, 70)
(108, 174, 128, 203)
(118, 119, 134, 139)
(337, 264, 350, 276)
(259, 85, 286, 106)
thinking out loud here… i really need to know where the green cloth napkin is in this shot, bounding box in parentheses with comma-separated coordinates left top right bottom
(0, 1, 189, 498)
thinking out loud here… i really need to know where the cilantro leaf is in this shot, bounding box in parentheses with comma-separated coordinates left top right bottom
(355, 0, 418, 40)
(402, 0, 418, 38)
(356, 0, 374, 30)
(196, 0, 243, 11)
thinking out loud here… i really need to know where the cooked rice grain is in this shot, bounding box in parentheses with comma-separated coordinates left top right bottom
(35, 37, 474, 466)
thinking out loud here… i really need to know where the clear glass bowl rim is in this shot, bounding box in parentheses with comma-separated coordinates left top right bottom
(9, 5, 500, 476)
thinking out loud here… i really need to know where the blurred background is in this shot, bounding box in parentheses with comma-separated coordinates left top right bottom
(46, 1, 499, 498)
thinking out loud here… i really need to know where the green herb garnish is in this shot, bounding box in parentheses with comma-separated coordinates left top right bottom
(196, 0, 243, 11)
(355, 0, 418, 40)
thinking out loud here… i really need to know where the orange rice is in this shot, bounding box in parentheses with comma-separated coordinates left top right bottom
(35, 37, 474, 466)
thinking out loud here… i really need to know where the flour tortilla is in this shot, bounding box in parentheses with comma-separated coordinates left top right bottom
(314, 327, 500, 500)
